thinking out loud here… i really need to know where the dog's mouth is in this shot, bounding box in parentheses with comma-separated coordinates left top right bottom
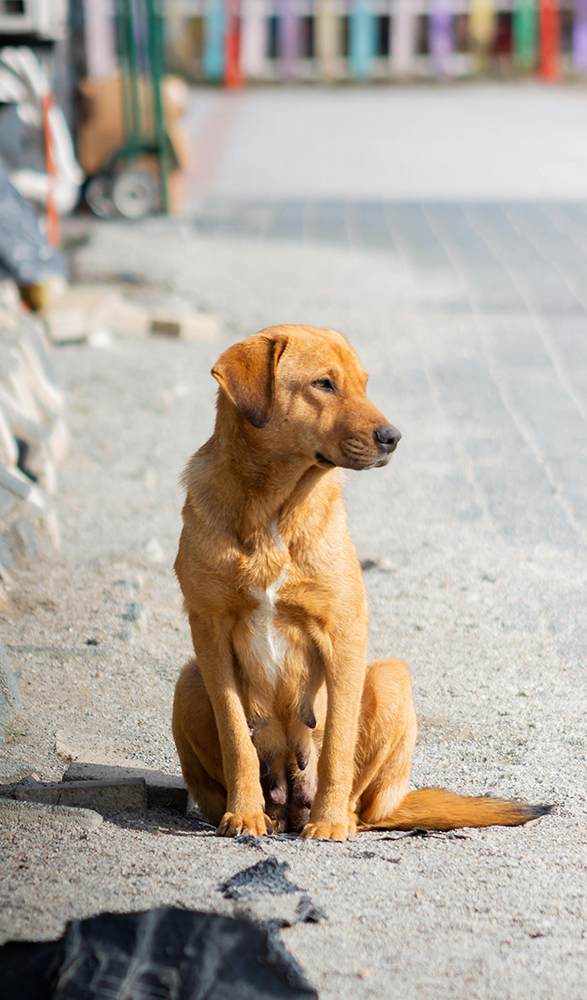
(315, 447, 393, 471)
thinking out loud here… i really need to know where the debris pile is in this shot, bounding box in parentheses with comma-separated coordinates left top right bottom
(41, 280, 220, 346)
(0, 279, 66, 603)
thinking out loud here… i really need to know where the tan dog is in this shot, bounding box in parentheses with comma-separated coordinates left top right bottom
(173, 325, 548, 841)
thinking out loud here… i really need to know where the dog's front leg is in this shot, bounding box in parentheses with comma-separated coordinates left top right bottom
(301, 648, 365, 842)
(191, 619, 271, 837)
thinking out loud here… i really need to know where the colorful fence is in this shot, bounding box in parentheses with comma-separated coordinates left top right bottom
(165, 0, 587, 83)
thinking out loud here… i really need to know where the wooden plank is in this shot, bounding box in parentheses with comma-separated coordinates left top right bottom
(391, 0, 417, 75)
(539, 0, 560, 81)
(225, 0, 243, 86)
(203, 0, 225, 80)
(429, 0, 453, 76)
(470, 0, 496, 72)
(316, 0, 341, 79)
(241, 0, 267, 79)
(279, 0, 300, 78)
(349, 0, 377, 79)
(574, 0, 587, 73)
(514, 0, 538, 69)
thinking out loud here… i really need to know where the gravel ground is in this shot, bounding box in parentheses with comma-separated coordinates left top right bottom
(1, 219, 586, 1000)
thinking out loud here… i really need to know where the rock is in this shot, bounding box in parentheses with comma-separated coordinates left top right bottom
(88, 328, 116, 349)
(0, 534, 15, 570)
(0, 635, 21, 710)
(150, 312, 220, 341)
(0, 907, 317, 1000)
(0, 485, 15, 519)
(0, 277, 67, 600)
(55, 729, 79, 759)
(37, 509, 61, 551)
(219, 857, 302, 901)
(63, 761, 189, 813)
(17, 330, 65, 417)
(5, 776, 148, 814)
(43, 284, 150, 344)
(144, 536, 165, 564)
(42, 299, 90, 344)
(0, 463, 34, 502)
(122, 600, 148, 630)
(18, 316, 56, 385)
(117, 622, 135, 644)
(0, 279, 20, 312)
(9, 516, 37, 559)
(0, 797, 103, 829)
(0, 579, 11, 612)
(0, 402, 18, 468)
(0, 688, 10, 746)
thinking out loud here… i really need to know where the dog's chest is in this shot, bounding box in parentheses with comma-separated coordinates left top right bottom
(247, 565, 290, 686)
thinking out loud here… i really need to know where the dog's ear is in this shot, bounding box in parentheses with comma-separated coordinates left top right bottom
(211, 334, 286, 429)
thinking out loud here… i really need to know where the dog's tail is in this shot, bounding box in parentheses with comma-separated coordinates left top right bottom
(360, 788, 552, 832)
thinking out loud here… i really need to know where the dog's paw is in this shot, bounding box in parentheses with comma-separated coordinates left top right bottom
(300, 821, 349, 842)
(347, 811, 359, 839)
(217, 812, 274, 837)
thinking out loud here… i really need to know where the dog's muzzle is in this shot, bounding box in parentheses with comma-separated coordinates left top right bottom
(374, 424, 402, 454)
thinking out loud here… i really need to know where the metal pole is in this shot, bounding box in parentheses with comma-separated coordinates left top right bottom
(115, 0, 133, 139)
(147, 0, 169, 212)
(125, 0, 142, 139)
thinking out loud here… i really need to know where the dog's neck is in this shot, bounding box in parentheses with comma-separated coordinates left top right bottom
(211, 395, 335, 545)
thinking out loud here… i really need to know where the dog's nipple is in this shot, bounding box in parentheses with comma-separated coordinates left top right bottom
(300, 706, 316, 730)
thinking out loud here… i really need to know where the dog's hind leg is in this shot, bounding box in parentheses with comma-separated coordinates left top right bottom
(172, 658, 228, 826)
(288, 755, 319, 832)
(354, 658, 550, 831)
(260, 758, 289, 833)
(352, 658, 417, 826)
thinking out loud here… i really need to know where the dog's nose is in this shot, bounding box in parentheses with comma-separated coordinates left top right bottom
(374, 424, 402, 452)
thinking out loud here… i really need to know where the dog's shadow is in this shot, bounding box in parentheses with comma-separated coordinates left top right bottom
(108, 806, 215, 837)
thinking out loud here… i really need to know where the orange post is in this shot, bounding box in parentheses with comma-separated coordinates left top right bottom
(540, 0, 560, 81)
(42, 92, 60, 246)
(225, 0, 243, 89)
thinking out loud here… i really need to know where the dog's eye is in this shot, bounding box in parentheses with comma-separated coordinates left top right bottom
(312, 378, 336, 392)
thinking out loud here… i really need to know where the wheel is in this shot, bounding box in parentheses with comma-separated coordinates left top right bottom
(111, 170, 158, 220)
(85, 174, 115, 218)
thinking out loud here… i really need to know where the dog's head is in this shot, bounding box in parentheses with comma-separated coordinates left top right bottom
(211, 325, 401, 471)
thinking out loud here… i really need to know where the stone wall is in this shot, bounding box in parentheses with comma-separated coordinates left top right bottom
(0, 279, 68, 744)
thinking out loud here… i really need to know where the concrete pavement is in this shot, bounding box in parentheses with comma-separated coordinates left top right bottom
(184, 83, 587, 202)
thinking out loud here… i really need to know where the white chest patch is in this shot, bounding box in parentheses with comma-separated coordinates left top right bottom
(270, 518, 286, 551)
(249, 566, 290, 686)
